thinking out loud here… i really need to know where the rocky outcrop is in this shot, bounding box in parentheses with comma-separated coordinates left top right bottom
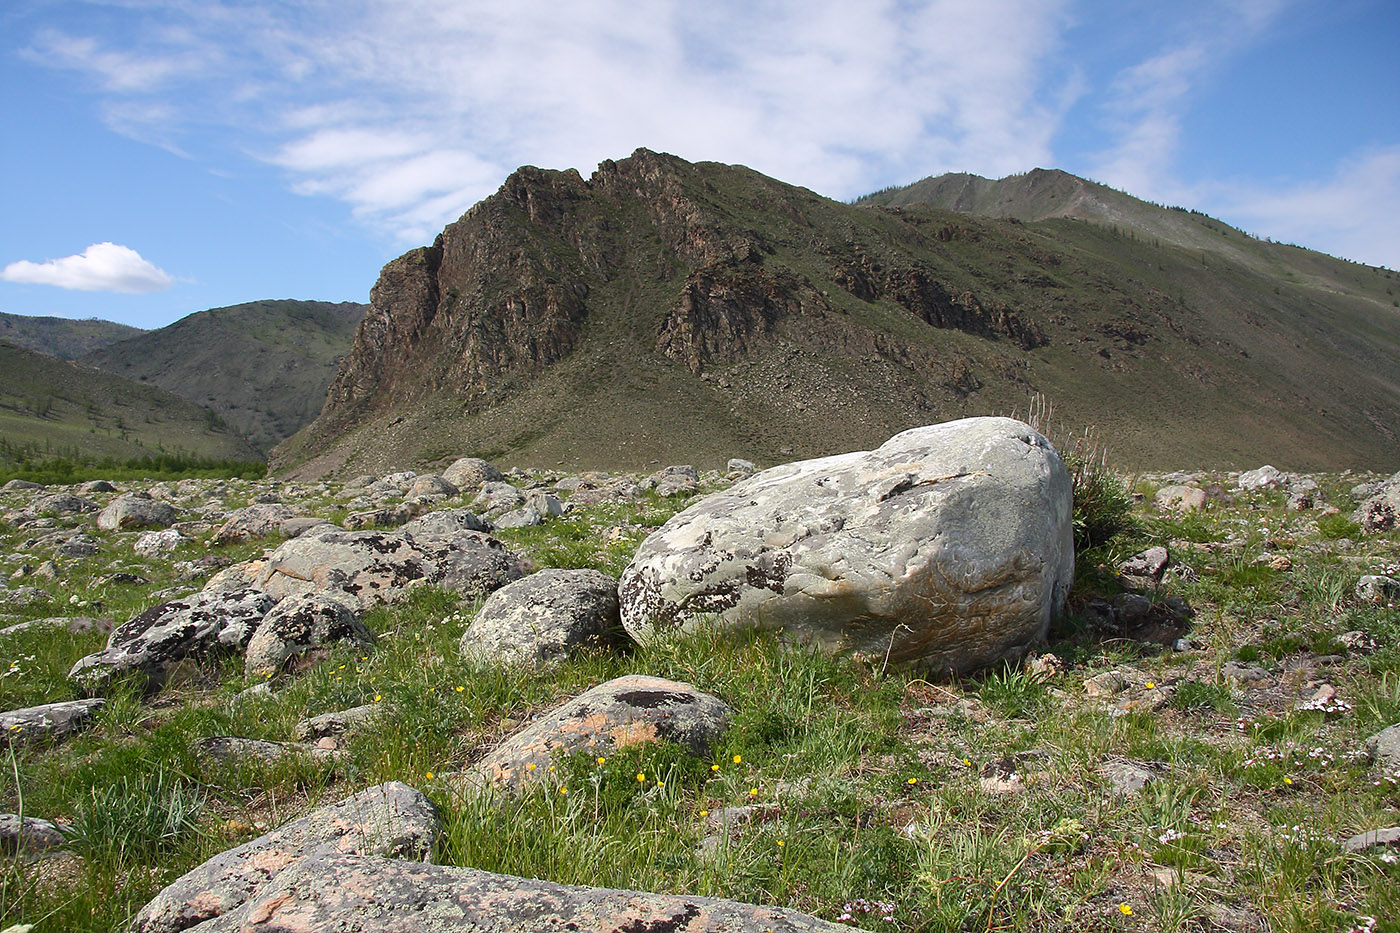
(134, 781, 439, 933)
(618, 418, 1074, 676)
(0, 698, 104, 746)
(1355, 471, 1400, 533)
(243, 592, 374, 676)
(96, 493, 177, 531)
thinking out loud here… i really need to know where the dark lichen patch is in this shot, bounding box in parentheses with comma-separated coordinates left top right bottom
(613, 690, 695, 710)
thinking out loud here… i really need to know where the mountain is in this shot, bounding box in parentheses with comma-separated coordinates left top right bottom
(0, 340, 261, 466)
(0, 311, 145, 360)
(83, 300, 366, 454)
(272, 150, 1400, 479)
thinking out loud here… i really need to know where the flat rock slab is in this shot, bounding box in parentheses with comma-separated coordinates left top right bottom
(0, 813, 71, 855)
(191, 852, 848, 933)
(1343, 826, 1400, 852)
(619, 417, 1074, 676)
(0, 698, 103, 746)
(466, 674, 731, 792)
(134, 781, 439, 933)
(1366, 723, 1400, 770)
(191, 735, 332, 767)
(461, 568, 627, 669)
(294, 703, 382, 741)
(225, 528, 529, 610)
(97, 494, 177, 531)
(70, 589, 277, 691)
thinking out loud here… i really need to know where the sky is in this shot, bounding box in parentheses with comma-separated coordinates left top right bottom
(1, 0, 1397, 330)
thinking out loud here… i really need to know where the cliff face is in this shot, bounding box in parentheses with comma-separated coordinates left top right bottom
(277, 150, 1400, 478)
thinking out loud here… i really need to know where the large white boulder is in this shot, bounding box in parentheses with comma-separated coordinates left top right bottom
(618, 417, 1074, 676)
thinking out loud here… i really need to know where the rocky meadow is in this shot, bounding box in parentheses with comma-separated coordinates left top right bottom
(0, 424, 1397, 932)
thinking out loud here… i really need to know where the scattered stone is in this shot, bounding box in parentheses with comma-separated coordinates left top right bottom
(133, 782, 439, 933)
(653, 464, 700, 497)
(79, 480, 117, 494)
(406, 474, 458, 499)
(1101, 759, 1155, 796)
(1172, 637, 1192, 652)
(619, 418, 1073, 676)
(213, 504, 303, 542)
(294, 703, 382, 741)
(0, 813, 70, 855)
(32, 560, 59, 580)
(70, 589, 278, 690)
(1238, 465, 1284, 490)
(0, 698, 104, 747)
(1083, 671, 1127, 698)
(464, 674, 732, 793)
(244, 592, 374, 677)
(493, 506, 543, 529)
(1354, 471, 1400, 533)
(526, 490, 565, 517)
(1110, 592, 1152, 623)
(96, 493, 177, 531)
(473, 481, 525, 513)
(0, 616, 110, 638)
(192, 735, 330, 766)
(1222, 661, 1270, 686)
(178, 851, 847, 933)
(1118, 546, 1169, 583)
(28, 493, 98, 516)
(1342, 826, 1400, 853)
(1366, 723, 1400, 771)
(442, 457, 504, 490)
(401, 509, 491, 536)
(1356, 575, 1400, 604)
(55, 534, 100, 558)
(462, 568, 627, 669)
(1, 480, 42, 491)
(727, 458, 756, 476)
(229, 527, 529, 610)
(134, 528, 186, 557)
(343, 504, 414, 530)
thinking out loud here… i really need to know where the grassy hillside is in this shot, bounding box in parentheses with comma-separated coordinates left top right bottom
(275, 153, 1400, 479)
(0, 340, 262, 467)
(83, 300, 365, 454)
(0, 311, 144, 359)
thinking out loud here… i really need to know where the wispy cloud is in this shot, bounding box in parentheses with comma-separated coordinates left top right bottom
(21, 0, 1073, 242)
(1, 243, 174, 292)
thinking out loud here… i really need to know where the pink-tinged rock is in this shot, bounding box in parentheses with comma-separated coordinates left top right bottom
(134, 782, 438, 933)
(464, 674, 731, 793)
(191, 852, 848, 933)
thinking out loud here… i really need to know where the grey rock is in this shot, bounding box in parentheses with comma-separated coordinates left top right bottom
(1222, 661, 1270, 686)
(0, 698, 103, 747)
(1110, 592, 1153, 623)
(727, 458, 756, 475)
(229, 527, 529, 610)
(294, 703, 382, 741)
(1342, 826, 1400, 853)
(1238, 465, 1285, 490)
(1355, 471, 1400, 533)
(33, 560, 59, 580)
(79, 480, 117, 494)
(28, 493, 98, 515)
(473, 481, 526, 513)
(1356, 574, 1400, 604)
(465, 674, 731, 793)
(1118, 546, 1169, 582)
(55, 533, 101, 557)
(402, 509, 491, 537)
(70, 589, 277, 690)
(213, 504, 303, 543)
(462, 569, 627, 669)
(2, 480, 42, 491)
(526, 490, 565, 517)
(192, 735, 329, 766)
(1366, 723, 1400, 771)
(0, 615, 110, 638)
(133, 781, 439, 933)
(653, 464, 700, 498)
(189, 852, 847, 933)
(1154, 485, 1207, 511)
(1083, 671, 1127, 698)
(1101, 760, 1155, 796)
(134, 528, 187, 557)
(442, 457, 505, 491)
(96, 493, 177, 531)
(406, 474, 459, 499)
(619, 418, 1074, 676)
(244, 593, 374, 677)
(343, 504, 413, 530)
(0, 813, 71, 855)
(493, 506, 543, 529)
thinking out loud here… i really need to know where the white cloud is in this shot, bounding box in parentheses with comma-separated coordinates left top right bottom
(1, 243, 175, 293)
(1210, 147, 1400, 269)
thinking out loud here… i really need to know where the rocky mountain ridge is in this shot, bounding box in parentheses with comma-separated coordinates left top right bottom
(276, 150, 1400, 480)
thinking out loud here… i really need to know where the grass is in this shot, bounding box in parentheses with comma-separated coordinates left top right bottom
(0, 465, 1397, 931)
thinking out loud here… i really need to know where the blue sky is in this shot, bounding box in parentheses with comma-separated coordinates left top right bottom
(2, 0, 1397, 330)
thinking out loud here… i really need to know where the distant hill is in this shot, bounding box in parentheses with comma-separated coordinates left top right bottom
(0, 312, 145, 360)
(272, 150, 1400, 479)
(83, 300, 366, 454)
(0, 340, 261, 466)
